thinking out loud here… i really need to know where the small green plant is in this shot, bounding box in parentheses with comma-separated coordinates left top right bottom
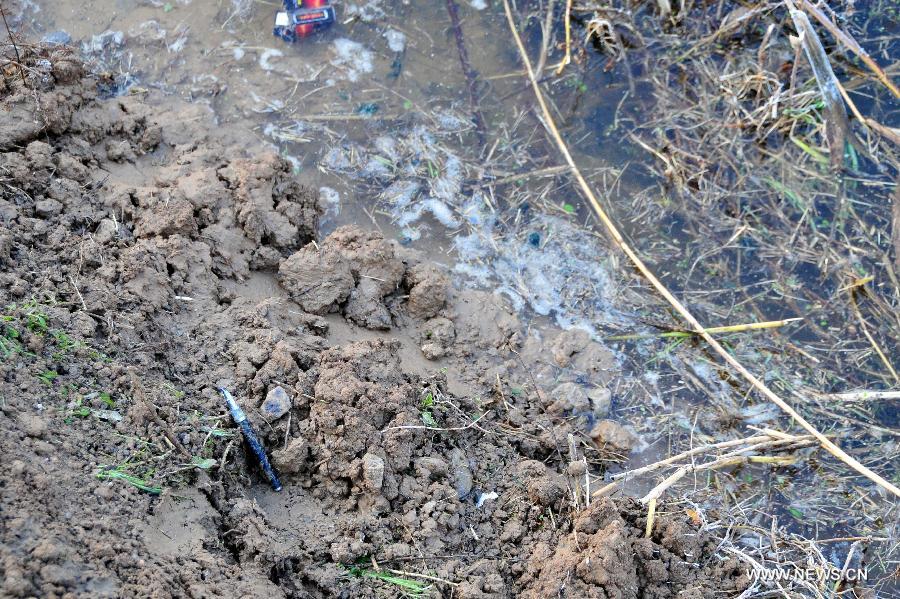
(161, 382, 185, 400)
(71, 406, 91, 418)
(344, 565, 427, 596)
(190, 457, 217, 470)
(62, 394, 92, 422)
(51, 330, 78, 351)
(24, 303, 49, 334)
(0, 323, 22, 358)
(37, 370, 58, 385)
(99, 391, 115, 408)
(96, 467, 162, 495)
(420, 392, 437, 426)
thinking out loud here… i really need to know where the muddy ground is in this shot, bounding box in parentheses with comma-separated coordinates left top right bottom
(0, 47, 757, 598)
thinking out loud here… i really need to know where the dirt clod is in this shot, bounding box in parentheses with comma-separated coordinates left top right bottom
(278, 244, 355, 313)
(591, 419, 639, 455)
(406, 262, 450, 319)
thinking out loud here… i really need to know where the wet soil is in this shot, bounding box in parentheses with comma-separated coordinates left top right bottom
(0, 48, 750, 597)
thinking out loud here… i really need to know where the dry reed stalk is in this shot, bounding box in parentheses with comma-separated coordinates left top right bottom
(796, 0, 900, 99)
(605, 317, 803, 341)
(823, 390, 900, 402)
(502, 0, 900, 498)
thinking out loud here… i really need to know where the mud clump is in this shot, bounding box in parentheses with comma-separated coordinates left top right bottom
(278, 225, 442, 330)
(405, 262, 450, 319)
(522, 499, 749, 598)
(278, 244, 355, 313)
(0, 47, 747, 598)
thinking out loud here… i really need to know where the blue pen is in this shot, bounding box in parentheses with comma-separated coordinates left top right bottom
(219, 388, 283, 492)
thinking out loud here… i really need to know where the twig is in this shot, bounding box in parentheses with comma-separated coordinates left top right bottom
(380, 411, 489, 433)
(596, 434, 773, 491)
(128, 369, 191, 459)
(502, 0, 900, 499)
(821, 390, 900, 402)
(476, 164, 568, 187)
(0, 4, 26, 86)
(645, 497, 657, 537)
(605, 317, 802, 341)
(535, 0, 557, 77)
(68, 276, 88, 311)
(849, 289, 900, 383)
(596, 432, 814, 498)
(796, 0, 900, 99)
(385, 569, 459, 586)
(445, 0, 486, 144)
(554, 0, 573, 75)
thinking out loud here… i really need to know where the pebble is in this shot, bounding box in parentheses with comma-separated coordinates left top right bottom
(35, 198, 63, 218)
(590, 419, 639, 454)
(19, 414, 48, 438)
(588, 387, 612, 417)
(94, 218, 118, 244)
(261, 385, 291, 419)
(548, 382, 589, 414)
(362, 453, 385, 491)
(449, 448, 473, 498)
(42, 30, 72, 46)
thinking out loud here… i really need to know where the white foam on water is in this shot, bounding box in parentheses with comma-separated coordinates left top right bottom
(258, 48, 284, 72)
(331, 39, 374, 82)
(383, 29, 407, 53)
(321, 127, 620, 334)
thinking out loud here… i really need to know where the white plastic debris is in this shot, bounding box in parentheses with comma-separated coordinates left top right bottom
(476, 491, 498, 508)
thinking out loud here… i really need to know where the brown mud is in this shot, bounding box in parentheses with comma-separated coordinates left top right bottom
(0, 47, 752, 597)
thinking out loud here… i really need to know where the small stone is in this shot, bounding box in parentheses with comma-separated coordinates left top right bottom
(94, 218, 118, 244)
(261, 385, 291, 419)
(500, 520, 525, 542)
(94, 484, 115, 500)
(35, 198, 63, 218)
(406, 263, 449, 319)
(449, 448, 473, 499)
(419, 317, 455, 361)
(587, 387, 612, 417)
(278, 245, 355, 314)
(42, 30, 72, 45)
(344, 278, 391, 330)
(567, 460, 586, 477)
(518, 460, 567, 506)
(547, 382, 589, 415)
(362, 453, 385, 491)
(105, 140, 134, 162)
(590, 419, 638, 455)
(11, 460, 25, 476)
(550, 329, 591, 367)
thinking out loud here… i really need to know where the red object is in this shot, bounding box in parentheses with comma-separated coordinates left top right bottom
(295, 0, 327, 38)
(274, 0, 335, 42)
